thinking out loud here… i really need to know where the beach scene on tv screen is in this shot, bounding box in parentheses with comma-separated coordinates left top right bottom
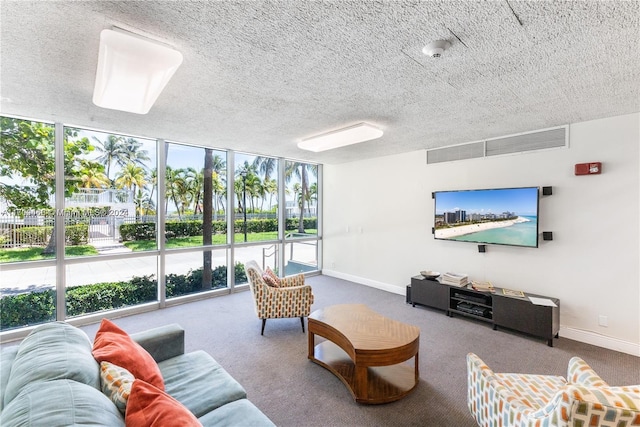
(434, 187, 539, 247)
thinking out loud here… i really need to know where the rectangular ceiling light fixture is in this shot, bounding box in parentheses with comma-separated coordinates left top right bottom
(93, 29, 183, 114)
(298, 122, 384, 152)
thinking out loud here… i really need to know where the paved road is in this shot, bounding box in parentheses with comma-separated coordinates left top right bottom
(0, 241, 317, 295)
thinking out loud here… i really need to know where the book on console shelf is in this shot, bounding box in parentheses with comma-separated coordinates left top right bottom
(439, 272, 469, 287)
(470, 280, 495, 293)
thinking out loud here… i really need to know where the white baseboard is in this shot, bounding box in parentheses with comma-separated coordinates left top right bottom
(559, 327, 640, 357)
(321, 270, 640, 357)
(322, 269, 406, 296)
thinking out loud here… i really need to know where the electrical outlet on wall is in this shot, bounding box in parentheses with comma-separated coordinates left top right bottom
(598, 315, 608, 327)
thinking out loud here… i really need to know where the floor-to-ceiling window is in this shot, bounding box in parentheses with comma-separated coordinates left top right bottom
(0, 117, 59, 328)
(284, 160, 319, 275)
(62, 127, 159, 318)
(0, 114, 321, 337)
(164, 142, 230, 297)
(232, 153, 281, 283)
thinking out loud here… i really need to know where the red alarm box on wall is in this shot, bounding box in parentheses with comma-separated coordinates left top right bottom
(575, 162, 602, 175)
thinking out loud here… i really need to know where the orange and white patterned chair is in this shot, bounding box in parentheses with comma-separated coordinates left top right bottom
(244, 260, 314, 335)
(467, 352, 640, 427)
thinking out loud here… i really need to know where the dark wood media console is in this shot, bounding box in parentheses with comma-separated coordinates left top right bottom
(409, 275, 560, 346)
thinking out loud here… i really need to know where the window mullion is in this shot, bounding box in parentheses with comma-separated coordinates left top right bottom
(227, 151, 235, 290)
(157, 139, 166, 307)
(278, 157, 286, 275)
(55, 122, 65, 321)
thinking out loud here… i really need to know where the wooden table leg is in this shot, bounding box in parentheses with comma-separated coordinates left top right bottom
(308, 329, 315, 359)
(355, 364, 368, 401)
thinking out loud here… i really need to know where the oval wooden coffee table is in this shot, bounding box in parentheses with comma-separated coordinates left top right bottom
(308, 304, 420, 404)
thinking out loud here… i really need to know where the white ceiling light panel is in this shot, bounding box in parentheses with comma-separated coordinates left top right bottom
(298, 122, 384, 152)
(93, 29, 183, 114)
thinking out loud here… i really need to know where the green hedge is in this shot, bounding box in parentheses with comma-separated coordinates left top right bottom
(120, 218, 317, 241)
(7, 224, 89, 246)
(120, 222, 156, 241)
(0, 290, 56, 327)
(0, 263, 246, 331)
(65, 275, 157, 317)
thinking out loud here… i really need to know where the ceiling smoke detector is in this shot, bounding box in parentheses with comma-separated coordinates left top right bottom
(422, 40, 451, 58)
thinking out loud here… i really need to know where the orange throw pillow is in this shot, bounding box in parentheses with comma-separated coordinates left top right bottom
(92, 319, 164, 391)
(126, 380, 202, 427)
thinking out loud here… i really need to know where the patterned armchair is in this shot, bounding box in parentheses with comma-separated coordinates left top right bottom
(244, 260, 314, 335)
(467, 352, 640, 427)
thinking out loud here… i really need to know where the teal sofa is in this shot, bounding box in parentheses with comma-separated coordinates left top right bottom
(0, 321, 275, 426)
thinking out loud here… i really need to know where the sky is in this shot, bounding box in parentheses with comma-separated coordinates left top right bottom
(434, 187, 539, 216)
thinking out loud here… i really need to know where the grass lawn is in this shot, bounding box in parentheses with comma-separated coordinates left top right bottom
(1, 230, 319, 259)
(0, 245, 98, 263)
(124, 232, 281, 251)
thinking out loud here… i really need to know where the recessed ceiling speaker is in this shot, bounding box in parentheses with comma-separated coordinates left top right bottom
(422, 40, 451, 58)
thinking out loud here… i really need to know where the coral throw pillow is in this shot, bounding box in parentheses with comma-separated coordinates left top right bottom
(126, 379, 202, 427)
(262, 266, 281, 287)
(92, 319, 164, 391)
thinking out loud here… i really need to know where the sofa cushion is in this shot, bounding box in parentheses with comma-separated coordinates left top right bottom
(99, 361, 134, 414)
(0, 379, 124, 427)
(126, 379, 202, 426)
(92, 319, 164, 390)
(158, 350, 247, 418)
(0, 345, 19, 411)
(3, 321, 100, 407)
(197, 399, 276, 427)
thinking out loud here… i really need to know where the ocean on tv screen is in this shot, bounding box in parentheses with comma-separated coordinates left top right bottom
(446, 215, 538, 247)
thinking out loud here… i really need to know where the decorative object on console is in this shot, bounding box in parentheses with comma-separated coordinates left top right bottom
(439, 272, 468, 287)
(501, 288, 525, 298)
(420, 270, 440, 280)
(470, 280, 495, 293)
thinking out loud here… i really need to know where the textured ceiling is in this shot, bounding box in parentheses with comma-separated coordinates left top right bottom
(1, 1, 639, 164)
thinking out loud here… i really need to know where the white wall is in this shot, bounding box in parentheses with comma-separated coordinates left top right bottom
(323, 113, 640, 356)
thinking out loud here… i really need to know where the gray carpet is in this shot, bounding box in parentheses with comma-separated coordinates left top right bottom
(79, 275, 640, 427)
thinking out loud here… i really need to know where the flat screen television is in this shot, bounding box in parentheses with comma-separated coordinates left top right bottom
(433, 187, 540, 248)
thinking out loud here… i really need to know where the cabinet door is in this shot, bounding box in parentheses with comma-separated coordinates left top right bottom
(493, 295, 557, 339)
(411, 277, 449, 311)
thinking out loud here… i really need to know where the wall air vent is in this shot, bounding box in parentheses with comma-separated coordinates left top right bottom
(485, 127, 567, 157)
(426, 141, 484, 164)
(426, 126, 568, 165)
